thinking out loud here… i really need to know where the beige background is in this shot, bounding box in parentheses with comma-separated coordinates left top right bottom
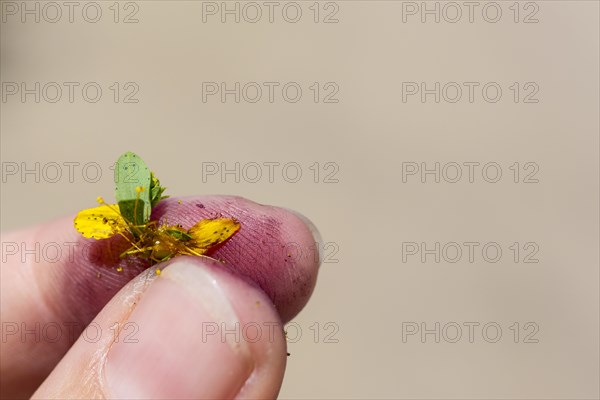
(1, 1, 599, 398)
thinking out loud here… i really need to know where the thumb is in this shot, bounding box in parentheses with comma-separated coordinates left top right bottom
(32, 257, 287, 400)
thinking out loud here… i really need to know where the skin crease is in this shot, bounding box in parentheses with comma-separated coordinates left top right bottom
(0, 195, 320, 399)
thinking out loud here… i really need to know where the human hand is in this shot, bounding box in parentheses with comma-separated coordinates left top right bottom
(1, 196, 321, 399)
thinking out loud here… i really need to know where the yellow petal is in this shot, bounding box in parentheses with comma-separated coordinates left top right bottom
(74, 204, 128, 239)
(187, 218, 240, 254)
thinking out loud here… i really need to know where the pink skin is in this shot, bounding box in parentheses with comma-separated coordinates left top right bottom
(0, 196, 320, 398)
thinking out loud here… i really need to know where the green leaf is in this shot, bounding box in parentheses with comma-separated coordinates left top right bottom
(149, 173, 168, 208)
(114, 152, 152, 226)
(165, 229, 192, 241)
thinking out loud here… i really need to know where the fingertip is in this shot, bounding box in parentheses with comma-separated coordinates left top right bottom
(34, 257, 287, 400)
(152, 196, 322, 322)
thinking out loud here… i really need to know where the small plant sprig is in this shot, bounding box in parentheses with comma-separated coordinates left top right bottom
(74, 152, 240, 273)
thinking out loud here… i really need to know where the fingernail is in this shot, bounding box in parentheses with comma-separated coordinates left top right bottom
(105, 259, 254, 400)
(284, 208, 324, 266)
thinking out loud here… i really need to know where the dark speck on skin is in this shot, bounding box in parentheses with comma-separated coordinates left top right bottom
(196, 203, 205, 209)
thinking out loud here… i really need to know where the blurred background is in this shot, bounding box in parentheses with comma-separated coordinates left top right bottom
(1, 1, 598, 398)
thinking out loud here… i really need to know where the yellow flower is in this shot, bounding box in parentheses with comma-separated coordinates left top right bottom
(74, 204, 128, 239)
(74, 202, 240, 264)
(73, 152, 240, 266)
